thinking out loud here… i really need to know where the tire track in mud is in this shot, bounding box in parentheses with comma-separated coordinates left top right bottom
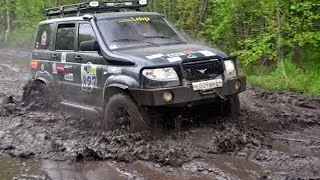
(0, 47, 320, 179)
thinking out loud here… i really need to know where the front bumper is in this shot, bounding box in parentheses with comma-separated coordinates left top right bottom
(130, 76, 246, 106)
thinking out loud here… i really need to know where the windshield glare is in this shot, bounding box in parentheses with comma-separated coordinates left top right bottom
(97, 17, 183, 50)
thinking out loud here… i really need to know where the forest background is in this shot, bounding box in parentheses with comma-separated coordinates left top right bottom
(0, 0, 319, 96)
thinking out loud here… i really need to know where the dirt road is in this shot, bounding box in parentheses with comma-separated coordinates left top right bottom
(0, 46, 319, 179)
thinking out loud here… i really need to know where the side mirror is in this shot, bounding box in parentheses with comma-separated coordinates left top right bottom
(80, 40, 100, 52)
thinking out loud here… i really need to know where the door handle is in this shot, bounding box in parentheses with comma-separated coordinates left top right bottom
(74, 56, 82, 62)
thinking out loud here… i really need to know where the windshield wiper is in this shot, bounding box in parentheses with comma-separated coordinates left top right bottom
(144, 36, 185, 43)
(111, 38, 158, 46)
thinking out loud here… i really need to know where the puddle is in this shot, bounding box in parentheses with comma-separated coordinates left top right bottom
(0, 156, 45, 179)
(0, 156, 136, 180)
(125, 161, 214, 180)
(1, 154, 259, 180)
(43, 160, 129, 180)
(182, 153, 263, 179)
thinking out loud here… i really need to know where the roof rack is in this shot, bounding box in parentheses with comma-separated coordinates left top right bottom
(44, 0, 148, 17)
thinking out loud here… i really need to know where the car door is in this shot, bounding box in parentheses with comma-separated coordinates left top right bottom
(52, 23, 77, 102)
(73, 23, 105, 107)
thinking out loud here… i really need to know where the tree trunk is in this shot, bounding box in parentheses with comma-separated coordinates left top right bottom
(163, 0, 167, 17)
(292, 44, 303, 63)
(276, 0, 288, 86)
(153, 0, 157, 12)
(4, 0, 11, 43)
(198, 0, 209, 27)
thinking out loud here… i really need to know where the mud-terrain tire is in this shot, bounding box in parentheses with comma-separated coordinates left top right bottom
(22, 80, 57, 108)
(104, 93, 150, 132)
(222, 94, 240, 117)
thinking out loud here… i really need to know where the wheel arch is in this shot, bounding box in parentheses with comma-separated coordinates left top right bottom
(33, 71, 59, 96)
(34, 71, 55, 86)
(103, 75, 140, 104)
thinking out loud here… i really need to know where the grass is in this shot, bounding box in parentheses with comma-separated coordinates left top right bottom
(245, 53, 320, 97)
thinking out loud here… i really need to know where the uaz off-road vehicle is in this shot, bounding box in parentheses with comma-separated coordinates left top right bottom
(27, 0, 246, 131)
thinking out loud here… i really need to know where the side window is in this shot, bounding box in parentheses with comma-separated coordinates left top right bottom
(55, 24, 75, 50)
(35, 24, 53, 49)
(79, 23, 96, 49)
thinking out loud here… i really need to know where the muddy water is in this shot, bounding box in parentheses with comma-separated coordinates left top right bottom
(1, 46, 320, 179)
(0, 156, 44, 179)
(0, 156, 135, 179)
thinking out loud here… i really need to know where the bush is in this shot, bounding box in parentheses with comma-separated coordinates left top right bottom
(247, 59, 320, 96)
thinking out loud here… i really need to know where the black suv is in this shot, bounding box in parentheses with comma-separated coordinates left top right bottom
(28, 0, 246, 131)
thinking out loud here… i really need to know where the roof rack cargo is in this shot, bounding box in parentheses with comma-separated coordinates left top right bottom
(44, 0, 148, 18)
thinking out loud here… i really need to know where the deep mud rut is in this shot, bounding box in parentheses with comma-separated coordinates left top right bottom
(0, 46, 319, 179)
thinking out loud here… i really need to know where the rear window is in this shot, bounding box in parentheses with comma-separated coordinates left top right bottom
(35, 23, 53, 49)
(55, 23, 76, 51)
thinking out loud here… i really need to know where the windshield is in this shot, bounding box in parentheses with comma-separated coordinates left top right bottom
(97, 16, 185, 50)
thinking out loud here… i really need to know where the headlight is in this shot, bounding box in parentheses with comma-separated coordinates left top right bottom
(224, 60, 235, 73)
(142, 67, 179, 81)
(224, 60, 237, 78)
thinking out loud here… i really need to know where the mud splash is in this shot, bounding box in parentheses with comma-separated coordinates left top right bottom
(0, 85, 270, 167)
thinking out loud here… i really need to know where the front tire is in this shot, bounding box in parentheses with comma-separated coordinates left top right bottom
(222, 94, 240, 117)
(104, 93, 149, 132)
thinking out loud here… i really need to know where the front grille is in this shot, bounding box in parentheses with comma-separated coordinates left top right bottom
(183, 60, 223, 82)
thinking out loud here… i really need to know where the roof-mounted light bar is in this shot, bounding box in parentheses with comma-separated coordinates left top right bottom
(44, 0, 148, 17)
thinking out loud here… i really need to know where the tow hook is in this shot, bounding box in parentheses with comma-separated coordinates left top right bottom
(214, 90, 227, 100)
(200, 89, 227, 100)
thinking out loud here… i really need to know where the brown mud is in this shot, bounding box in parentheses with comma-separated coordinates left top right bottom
(0, 46, 319, 179)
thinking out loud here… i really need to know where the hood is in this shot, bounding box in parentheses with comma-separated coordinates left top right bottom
(113, 43, 228, 65)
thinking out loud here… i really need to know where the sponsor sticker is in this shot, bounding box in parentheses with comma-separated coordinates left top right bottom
(81, 62, 97, 92)
(109, 44, 118, 50)
(41, 31, 47, 46)
(107, 66, 122, 74)
(118, 17, 151, 23)
(52, 63, 57, 74)
(198, 50, 216, 57)
(40, 64, 45, 71)
(61, 52, 67, 63)
(167, 57, 182, 62)
(187, 54, 198, 59)
(64, 73, 74, 81)
(56, 64, 65, 73)
(167, 52, 185, 58)
(146, 54, 165, 60)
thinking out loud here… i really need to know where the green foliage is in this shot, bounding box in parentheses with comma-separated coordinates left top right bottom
(151, 0, 204, 35)
(202, 0, 319, 66)
(248, 51, 320, 96)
